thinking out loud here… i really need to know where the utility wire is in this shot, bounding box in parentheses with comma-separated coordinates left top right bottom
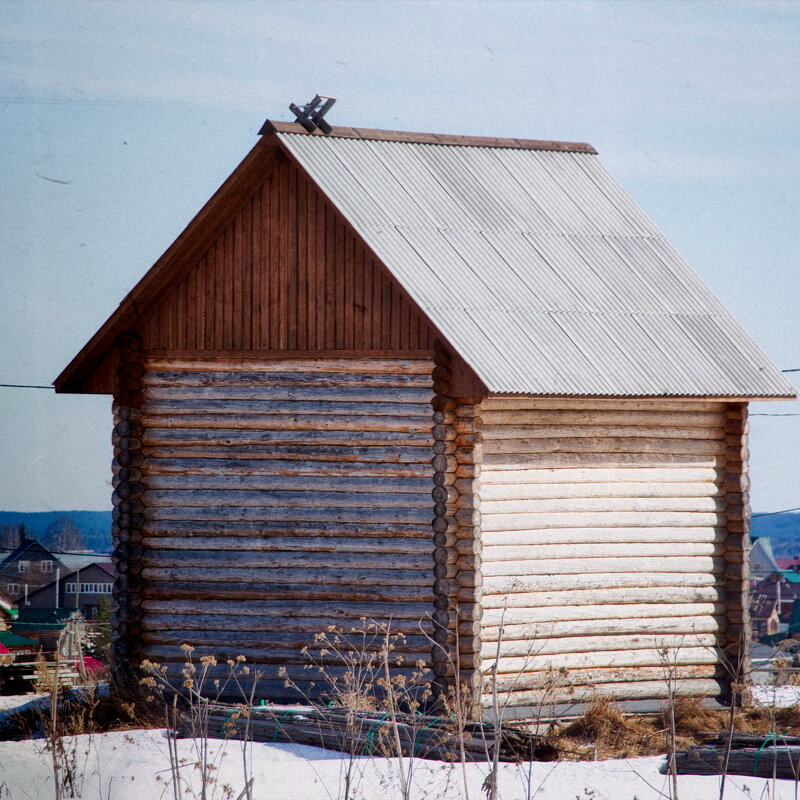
(0, 383, 53, 390)
(783, 369, 800, 373)
(752, 508, 800, 519)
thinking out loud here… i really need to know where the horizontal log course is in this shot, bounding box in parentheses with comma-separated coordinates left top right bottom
(140, 548, 433, 571)
(482, 397, 725, 413)
(488, 664, 719, 694)
(144, 385, 434, 404)
(481, 482, 723, 502)
(143, 398, 432, 417)
(482, 555, 724, 577)
(484, 452, 726, 469)
(141, 566, 434, 587)
(479, 645, 720, 675)
(145, 357, 435, 374)
(483, 632, 723, 663)
(483, 571, 720, 595)
(480, 601, 724, 627)
(482, 526, 724, 547)
(481, 679, 723, 708)
(143, 370, 432, 389)
(143, 413, 433, 435)
(481, 585, 724, 609)
(142, 598, 435, 619)
(481, 510, 725, 532)
(142, 580, 433, 603)
(143, 369, 435, 390)
(481, 541, 724, 562)
(141, 519, 432, 538)
(480, 466, 724, 486)
(482, 424, 724, 442)
(481, 615, 725, 643)
(141, 428, 434, 447)
(142, 613, 433, 634)
(141, 534, 433, 554)
(143, 445, 432, 464)
(141, 651, 432, 675)
(483, 437, 726, 456)
(143, 505, 432, 524)
(145, 474, 431, 494)
(142, 644, 430, 668)
(480, 409, 725, 428)
(481, 496, 726, 516)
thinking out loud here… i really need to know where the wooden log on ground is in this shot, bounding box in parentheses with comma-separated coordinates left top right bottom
(673, 745, 800, 780)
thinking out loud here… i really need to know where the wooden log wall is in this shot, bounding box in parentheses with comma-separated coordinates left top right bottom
(478, 397, 743, 710)
(111, 334, 146, 667)
(430, 342, 483, 714)
(131, 356, 437, 699)
(721, 403, 751, 691)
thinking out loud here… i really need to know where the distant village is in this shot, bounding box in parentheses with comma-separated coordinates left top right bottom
(0, 518, 111, 692)
(1, 508, 800, 695)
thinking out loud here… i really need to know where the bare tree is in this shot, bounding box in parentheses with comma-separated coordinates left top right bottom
(0, 523, 26, 550)
(44, 516, 85, 553)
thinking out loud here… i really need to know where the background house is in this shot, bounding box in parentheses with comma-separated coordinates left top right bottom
(56, 121, 795, 715)
(0, 538, 59, 606)
(0, 537, 104, 609)
(24, 562, 113, 619)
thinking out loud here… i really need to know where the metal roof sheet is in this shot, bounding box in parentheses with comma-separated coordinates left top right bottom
(278, 131, 795, 398)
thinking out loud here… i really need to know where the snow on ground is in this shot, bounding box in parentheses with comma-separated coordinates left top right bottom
(0, 694, 44, 712)
(1, 728, 800, 800)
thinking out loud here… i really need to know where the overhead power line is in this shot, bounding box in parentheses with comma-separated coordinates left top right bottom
(0, 383, 53, 390)
(783, 369, 800, 373)
(752, 507, 800, 519)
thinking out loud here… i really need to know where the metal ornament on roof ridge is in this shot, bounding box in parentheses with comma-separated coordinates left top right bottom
(289, 95, 337, 134)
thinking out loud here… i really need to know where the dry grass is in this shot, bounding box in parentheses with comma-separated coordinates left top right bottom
(548, 693, 800, 761)
(553, 696, 667, 759)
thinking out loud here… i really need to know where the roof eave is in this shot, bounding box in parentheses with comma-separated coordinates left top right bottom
(55, 137, 280, 394)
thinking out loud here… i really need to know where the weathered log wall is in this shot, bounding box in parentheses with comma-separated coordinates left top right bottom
(111, 334, 146, 666)
(122, 356, 437, 699)
(478, 397, 745, 709)
(429, 343, 483, 713)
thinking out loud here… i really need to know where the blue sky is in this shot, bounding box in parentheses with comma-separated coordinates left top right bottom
(0, 0, 798, 512)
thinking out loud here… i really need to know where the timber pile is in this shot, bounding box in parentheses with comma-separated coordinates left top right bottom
(178, 703, 554, 763)
(672, 733, 800, 779)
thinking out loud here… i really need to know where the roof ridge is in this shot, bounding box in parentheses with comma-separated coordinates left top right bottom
(262, 119, 597, 154)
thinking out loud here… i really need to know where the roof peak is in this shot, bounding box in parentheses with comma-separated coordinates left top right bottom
(260, 119, 597, 155)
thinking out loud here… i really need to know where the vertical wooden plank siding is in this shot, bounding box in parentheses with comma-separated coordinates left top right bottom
(139, 159, 434, 354)
(133, 357, 437, 697)
(478, 397, 733, 709)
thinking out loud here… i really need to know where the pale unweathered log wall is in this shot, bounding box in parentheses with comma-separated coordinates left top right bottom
(478, 397, 745, 709)
(117, 356, 437, 698)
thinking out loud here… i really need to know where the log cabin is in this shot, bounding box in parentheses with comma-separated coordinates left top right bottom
(55, 120, 795, 717)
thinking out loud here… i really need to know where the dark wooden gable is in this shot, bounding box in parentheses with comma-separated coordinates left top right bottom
(140, 152, 435, 355)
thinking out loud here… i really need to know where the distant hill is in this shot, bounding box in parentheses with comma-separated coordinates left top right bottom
(751, 511, 800, 559)
(0, 510, 113, 553)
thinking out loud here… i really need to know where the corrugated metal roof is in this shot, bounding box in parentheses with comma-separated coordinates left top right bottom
(278, 131, 795, 398)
